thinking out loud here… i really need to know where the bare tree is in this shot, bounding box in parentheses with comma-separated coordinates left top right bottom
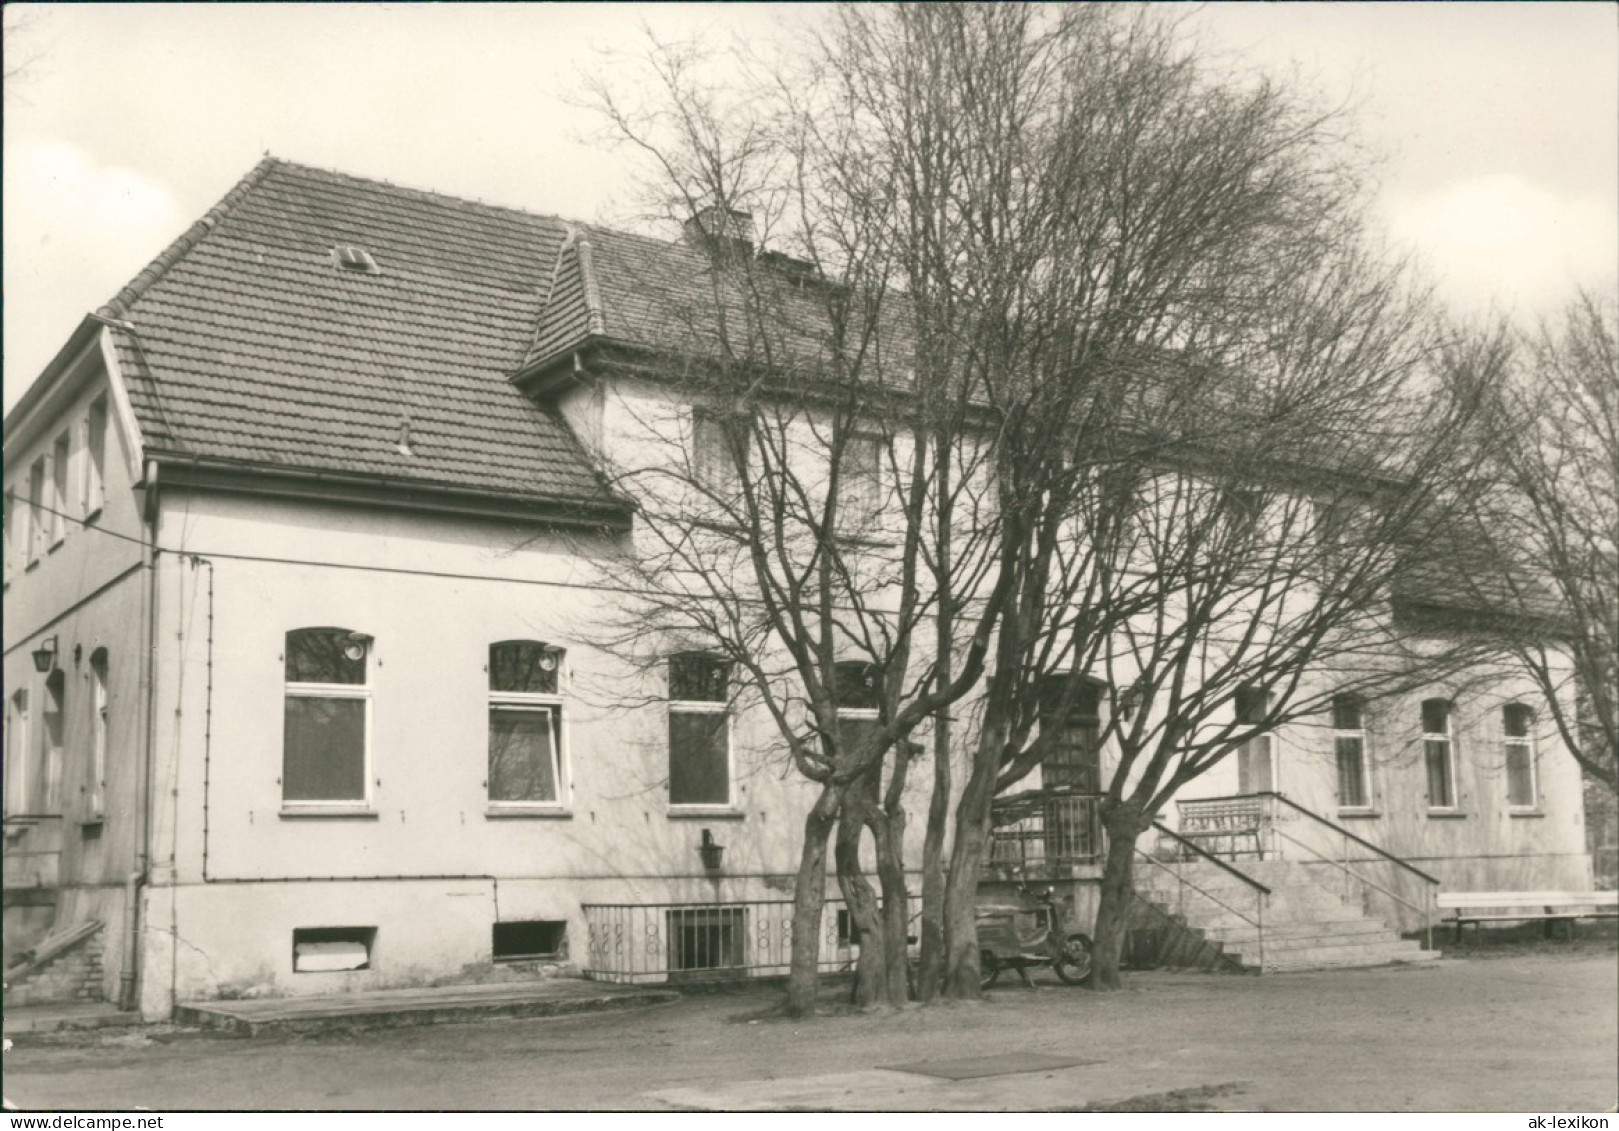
(582, 4, 1473, 1006)
(1446, 293, 1619, 795)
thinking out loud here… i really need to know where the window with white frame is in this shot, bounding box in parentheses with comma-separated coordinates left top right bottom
(1235, 685, 1274, 793)
(3, 490, 15, 583)
(832, 659, 883, 766)
(27, 458, 47, 562)
(1332, 694, 1371, 809)
(488, 640, 565, 806)
(88, 648, 109, 820)
(282, 627, 372, 805)
(1421, 698, 1458, 810)
(83, 398, 108, 519)
(1502, 703, 1537, 809)
(836, 433, 883, 528)
(692, 409, 748, 496)
(668, 652, 732, 807)
(50, 432, 71, 545)
(5, 690, 29, 815)
(43, 670, 65, 813)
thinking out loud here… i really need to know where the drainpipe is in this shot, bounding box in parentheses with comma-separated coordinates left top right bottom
(120, 460, 160, 1012)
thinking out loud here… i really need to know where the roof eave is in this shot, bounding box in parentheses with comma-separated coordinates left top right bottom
(147, 450, 635, 532)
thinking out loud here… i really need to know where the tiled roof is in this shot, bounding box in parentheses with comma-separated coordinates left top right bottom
(523, 224, 913, 384)
(100, 158, 625, 513)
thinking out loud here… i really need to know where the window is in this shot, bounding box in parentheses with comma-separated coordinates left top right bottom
(1221, 486, 1264, 540)
(669, 653, 731, 807)
(836, 433, 883, 527)
(43, 670, 65, 813)
(282, 627, 371, 805)
(488, 640, 564, 806)
(50, 433, 72, 545)
(832, 660, 884, 775)
(1332, 694, 1371, 809)
(5, 690, 29, 815)
(3, 491, 15, 582)
(666, 906, 747, 977)
(88, 649, 109, 820)
(1421, 698, 1458, 810)
(1235, 686, 1274, 793)
(693, 410, 748, 495)
(492, 920, 567, 962)
(1038, 676, 1103, 861)
(292, 927, 375, 972)
(1503, 703, 1537, 809)
(28, 458, 46, 562)
(83, 398, 108, 518)
(1039, 677, 1102, 793)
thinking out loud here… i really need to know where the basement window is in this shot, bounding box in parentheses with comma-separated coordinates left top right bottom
(292, 926, 375, 972)
(492, 920, 567, 962)
(331, 246, 380, 275)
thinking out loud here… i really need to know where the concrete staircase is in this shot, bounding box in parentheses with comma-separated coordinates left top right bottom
(1134, 858, 1439, 973)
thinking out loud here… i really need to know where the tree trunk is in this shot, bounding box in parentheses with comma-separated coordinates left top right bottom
(871, 801, 911, 1005)
(939, 725, 1004, 998)
(835, 802, 887, 1007)
(1090, 802, 1147, 992)
(786, 783, 843, 1017)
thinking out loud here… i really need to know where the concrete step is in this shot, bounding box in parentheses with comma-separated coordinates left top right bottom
(2, 1002, 141, 1036)
(1200, 918, 1390, 944)
(177, 979, 679, 1036)
(1227, 938, 1435, 969)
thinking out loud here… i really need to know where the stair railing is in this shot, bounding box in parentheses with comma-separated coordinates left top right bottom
(1137, 820, 1272, 970)
(1260, 792, 1441, 951)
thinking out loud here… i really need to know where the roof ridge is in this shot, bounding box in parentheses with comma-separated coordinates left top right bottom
(265, 156, 579, 229)
(99, 156, 279, 320)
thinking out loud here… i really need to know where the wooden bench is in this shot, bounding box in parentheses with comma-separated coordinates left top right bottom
(1436, 891, 1619, 944)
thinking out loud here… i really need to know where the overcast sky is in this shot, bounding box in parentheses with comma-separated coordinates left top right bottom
(5, 2, 1616, 415)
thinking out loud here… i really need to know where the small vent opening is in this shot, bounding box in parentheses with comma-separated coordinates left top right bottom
(332, 246, 380, 274)
(492, 920, 567, 962)
(293, 926, 376, 972)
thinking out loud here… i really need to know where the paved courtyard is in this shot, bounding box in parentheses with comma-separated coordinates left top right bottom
(5, 951, 1615, 1111)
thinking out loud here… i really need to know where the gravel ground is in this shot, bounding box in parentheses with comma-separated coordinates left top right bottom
(5, 950, 1615, 1112)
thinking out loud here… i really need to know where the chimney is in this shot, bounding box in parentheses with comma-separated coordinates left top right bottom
(683, 206, 755, 261)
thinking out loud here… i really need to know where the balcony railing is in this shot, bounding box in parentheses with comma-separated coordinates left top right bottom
(1172, 794, 1275, 859)
(581, 897, 918, 985)
(988, 790, 1103, 870)
(3, 814, 63, 891)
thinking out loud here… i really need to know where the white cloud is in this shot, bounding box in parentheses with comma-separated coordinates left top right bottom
(1387, 174, 1619, 317)
(3, 138, 183, 412)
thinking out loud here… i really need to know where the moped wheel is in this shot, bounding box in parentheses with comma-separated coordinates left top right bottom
(1053, 933, 1093, 986)
(979, 949, 1000, 989)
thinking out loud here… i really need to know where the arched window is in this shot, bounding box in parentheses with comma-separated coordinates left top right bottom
(1332, 694, 1370, 810)
(1502, 704, 1537, 810)
(487, 640, 565, 806)
(1235, 685, 1274, 794)
(89, 648, 109, 819)
(668, 653, 731, 807)
(1421, 699, 1457, 810)
(283, 627, 371, 805)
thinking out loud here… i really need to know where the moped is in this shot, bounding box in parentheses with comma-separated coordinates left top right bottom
(974, 881, 1092, 988)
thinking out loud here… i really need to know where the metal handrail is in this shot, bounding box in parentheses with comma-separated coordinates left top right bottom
(1261, 792, 1441, 886)
(1271, 826, 1427, 919)
(1134, 848, 1267, 970)
(1151, 820, 1273, 896)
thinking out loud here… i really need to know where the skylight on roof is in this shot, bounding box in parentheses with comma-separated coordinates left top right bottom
(332, 246, 380, 274)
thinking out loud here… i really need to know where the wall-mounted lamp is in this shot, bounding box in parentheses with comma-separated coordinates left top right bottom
(73, 643, 84, 668)
(699, 828, 725, 872)
(31, 636, 59, 674)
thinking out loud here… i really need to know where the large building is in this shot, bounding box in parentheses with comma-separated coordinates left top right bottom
(3, 159, 1594, 1018)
